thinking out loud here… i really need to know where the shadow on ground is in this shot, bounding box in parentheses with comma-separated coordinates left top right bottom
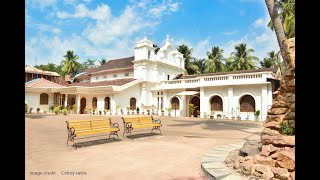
(72, 137, 121, 149)
(125, 132, 162, 140)
(169, 119, 260, 128)
(25, 114, 57, 119)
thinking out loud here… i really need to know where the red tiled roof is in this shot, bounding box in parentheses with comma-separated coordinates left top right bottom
(25, 78, 65, 87)
(74, 56, 134, 80)
(68, 78, 135, 87)
(175, 67, 279, 79)
(89, 56, 134, 74)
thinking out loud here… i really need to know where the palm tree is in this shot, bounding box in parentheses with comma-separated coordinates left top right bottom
(265, 0, 287, 63)
(177, 44, 198, 75)
(265, 51, 281, 68)
(268, 0, 295, 38)
(223, 58, 234, 72)
(205, 47, 225, 73)
(61, 50, 81, 77)
(260, 58, 273, 68)
(83, 59, 97, 69)
(193, 58, 206, 74)
(229, 43, 259, 71)
(99, 58, 107, 65)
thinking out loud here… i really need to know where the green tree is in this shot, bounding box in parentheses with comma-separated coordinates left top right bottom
(223, 58, 234, 72)
(260, 58, 273, 68)
(265, 51, 281, 68)
(82, 59, 97, 69)
(177, 44, 198, 75)
(229, 43, 259, 71)
(265, 0, 287, 63)
(61, 50, 81, 77)
(268, 0, 295, 38)
(98, 58, 107, 65)
(205, 47, 225, 73)
(193, 58, 206, 74)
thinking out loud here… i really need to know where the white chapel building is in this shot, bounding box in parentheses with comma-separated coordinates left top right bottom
(25, 37, 281, 121)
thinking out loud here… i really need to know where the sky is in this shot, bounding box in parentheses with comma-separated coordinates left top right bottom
(25, 0, 280, 66)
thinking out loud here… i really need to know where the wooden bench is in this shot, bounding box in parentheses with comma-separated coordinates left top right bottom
(66, 118, 120, 148)
(122, 116, 162, 137)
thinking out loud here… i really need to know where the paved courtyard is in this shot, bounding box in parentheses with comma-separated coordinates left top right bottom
(25, 114, 263, 180)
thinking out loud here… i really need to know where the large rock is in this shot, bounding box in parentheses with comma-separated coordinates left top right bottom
(272, 101, 288, 108)
(261, 128, 280, 136)
(287, 79, 295, 87)
(240, 141, 261, 156)
(290, 172, 295, 180)
(271, 167, 290, 180)
(276, 151, 295, 171)
(284, 112, 295, 120)
(274, 94, 285, 102)
(285, 93, 295, 103)
(253, 165, 274, 179)
(266, 115, 285, 122)
(268, 108, 288, 115)
(290, 103, 295, 112)
(264, 121, 281, 130)
(224, 149, 239, 165)
(253, 155, 275, 166)
(261, 134, 295, 146)
(240, 156, 254, 175)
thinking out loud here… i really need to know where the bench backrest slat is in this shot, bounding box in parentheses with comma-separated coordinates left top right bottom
(66, 118, 111, 131)
(138, 116, 153, 124)
(123, 117, 140, 124)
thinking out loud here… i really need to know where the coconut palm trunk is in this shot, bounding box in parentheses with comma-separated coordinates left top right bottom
(265, 0, 287, 65)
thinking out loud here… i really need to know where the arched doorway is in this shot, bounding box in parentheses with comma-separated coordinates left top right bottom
(239, 95, 255, 112)
(171, 97, 180, 116)
(130, 98, 136, 110)
(210, 96, 223, 111)
(80, 98, 86, 114)
(105, 97, 110, 110)
(190, 96, 200, 117)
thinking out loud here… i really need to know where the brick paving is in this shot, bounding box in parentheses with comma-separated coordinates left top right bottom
(25, 114, 263, 180)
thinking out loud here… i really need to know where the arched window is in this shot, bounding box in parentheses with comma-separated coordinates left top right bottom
(104, 97, 110, 110)
(40, 93, 49, 105)
(130, 98, 136, 110)
(240, 95, 255, 112)
(92, 97, 97, 109)
(171, 97, 180, 110)
(210, 96, 223, 111)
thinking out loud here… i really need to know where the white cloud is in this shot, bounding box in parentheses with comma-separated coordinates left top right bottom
(64, 0, 75, 4)
(253, 18, 266, 28)
(26, 1, 181, 66)
(28, 0, 57, 9)
(83, 5, 157, 46)
(222, 30, 238, 35)
(83, 0, 92, 2)
(57, 4, 111, 20)
(169, 2, 180, 12)
(36, 24, 62, 34)
(148, 1, 180, 17)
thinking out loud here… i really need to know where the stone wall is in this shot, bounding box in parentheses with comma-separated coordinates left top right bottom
(226, 38, 295, 180)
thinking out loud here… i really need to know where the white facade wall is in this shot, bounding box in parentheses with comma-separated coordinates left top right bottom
(113, 84, 141, 113)
(25, 92, 54, 113)
(90, 71, 134, 82)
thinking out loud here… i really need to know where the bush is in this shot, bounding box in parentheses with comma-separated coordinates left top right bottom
(54, 107, 60, 114)
(25, 103, 28, 112)
(280, 121, 295, 135)
(59, 105, 65, 111)
(49, 105, 55, 112)
(62, 109, 68, 115)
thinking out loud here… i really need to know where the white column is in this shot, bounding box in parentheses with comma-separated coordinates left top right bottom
(64, 94, 68, 107)
(111, 94, 115, 112)
(77, 94, 81, 114)
(228, 87, 234, 119)
(163, 90, 168, 111)
(261, 85, 268, 121)
(267, 83, 272, 110)
(200, 87, 205, 118)
(181, 95, 187, 117)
